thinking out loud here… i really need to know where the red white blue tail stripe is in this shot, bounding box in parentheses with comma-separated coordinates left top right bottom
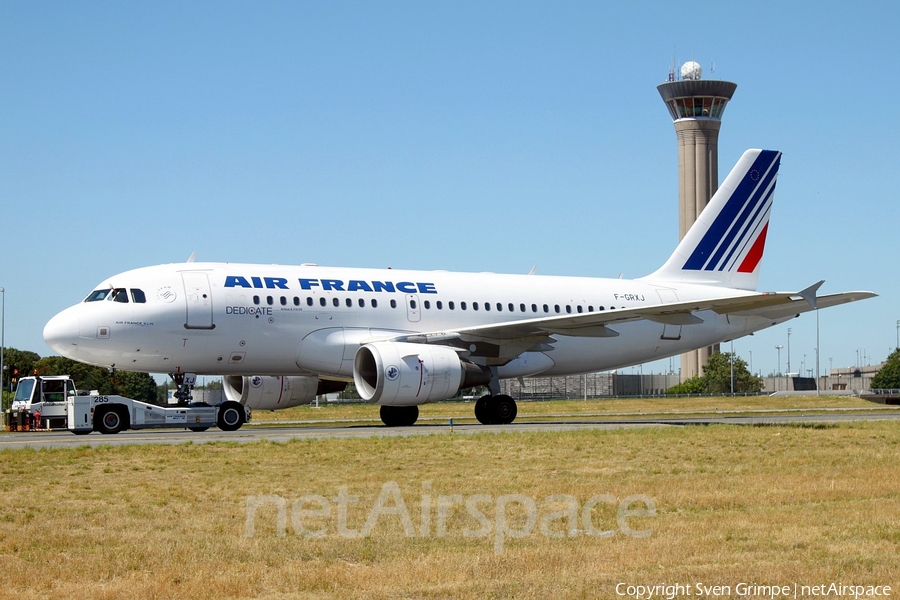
(642, 149, 782, 291)
(682, 150, 780, 273)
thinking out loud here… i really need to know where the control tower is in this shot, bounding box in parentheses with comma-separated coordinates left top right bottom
(657, 61, 737, 379)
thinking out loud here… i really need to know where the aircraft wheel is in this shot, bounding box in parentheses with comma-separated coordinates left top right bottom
(493, 395, 518, 425)
(217, 401, 245, 431)
(380, 405, 419, 427)
(96, 408, 126, 434)
(474, 395, 493, 425)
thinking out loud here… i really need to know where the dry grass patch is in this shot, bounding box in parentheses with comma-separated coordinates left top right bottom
(1, 422, 898, 598)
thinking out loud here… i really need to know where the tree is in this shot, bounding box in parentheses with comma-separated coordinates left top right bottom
(157, 380, 173, 404)
(701, 351, 762, 394)
(115, 371, 160, 404)
(871, 348, 900, 389)
(338, 381, 361, 400)
(666, 351, 762, 395)
(666, 376, 704, 395)
(3, 347, 41, 389)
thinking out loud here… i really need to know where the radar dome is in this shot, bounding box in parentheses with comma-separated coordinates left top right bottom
(680, 61, 702, 81)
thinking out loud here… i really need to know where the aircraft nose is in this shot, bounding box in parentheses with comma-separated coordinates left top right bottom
(43, 307, 81, 357)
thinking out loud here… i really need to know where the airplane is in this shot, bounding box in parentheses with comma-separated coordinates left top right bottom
(43, 149, 875, 427)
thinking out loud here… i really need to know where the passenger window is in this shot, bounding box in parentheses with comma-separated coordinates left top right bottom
(358, 298, 365, 308)
(372, 299, 378, 308)
(566, 305, 572, 314)
(531, 304, 537, 313)
(410, 300, 417, 309)
(267, 296, 274, 306)
(436, 301, 443, 310)
(307, 297, 313, 307)
(449, 301, 455, 310)
(543, 304, 549, 313)
(281, 297, 287, 306)
(554, 305, 560, 314)
(461, 302, 467, 310)
(333, 298, 339, 307)
(390, 299, 397, 308)
(85, 290, 110, 302)
(130, 289, 146, 303)
(577, 306, 583, 314)
(319, 297, 326, 307)
(424, 300, 430, 309)
(506, 303, 512, 312)
(294, 297, 300, 306)
(588, 306, 594, 312)
(346, 298, 352, 307)
(253, 295, 260, 305)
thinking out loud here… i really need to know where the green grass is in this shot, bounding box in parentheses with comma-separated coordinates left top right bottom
(247, 394, 891, 425)
(1, 417, 898, 598)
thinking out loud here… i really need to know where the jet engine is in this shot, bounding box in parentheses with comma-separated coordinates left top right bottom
(353, 342, 491, 406)
(223, 375, 346, 410)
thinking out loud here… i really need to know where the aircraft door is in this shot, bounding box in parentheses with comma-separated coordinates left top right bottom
(182, 272, 215, 330)
(656, 289, 681, 340)
(406, 294, 421, 322)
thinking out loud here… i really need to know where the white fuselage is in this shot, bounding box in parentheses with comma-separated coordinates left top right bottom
(43, 262, 783, 380)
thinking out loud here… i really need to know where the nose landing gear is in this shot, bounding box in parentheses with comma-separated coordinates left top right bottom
(171, 372, 197, 405)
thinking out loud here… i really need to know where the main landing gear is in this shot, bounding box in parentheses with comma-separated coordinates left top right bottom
(380, 405, 419, 427)
(474, 394, 518, 425)
(378, 397, 518, 427)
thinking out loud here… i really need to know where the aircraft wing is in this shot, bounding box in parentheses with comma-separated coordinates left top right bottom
(384, 284, 876, 361)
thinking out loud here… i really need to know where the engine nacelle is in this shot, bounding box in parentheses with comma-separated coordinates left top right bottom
(353, 342, 491, 406)
(223, 375, 346, 410)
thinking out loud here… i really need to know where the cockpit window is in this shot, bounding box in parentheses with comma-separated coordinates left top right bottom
(131, 289, 146, 303)
(109, 289, 129, 303)
(85, 290, 110, 302)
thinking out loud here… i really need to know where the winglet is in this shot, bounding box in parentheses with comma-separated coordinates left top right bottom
(187, 252, 196, 263)
(798, 280, 824, 310)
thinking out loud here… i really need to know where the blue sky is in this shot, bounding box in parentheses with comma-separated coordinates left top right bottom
(2, 1, 898, 379)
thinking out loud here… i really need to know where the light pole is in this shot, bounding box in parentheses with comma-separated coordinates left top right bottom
(815, 303, 821, 395)
(787, 328, 792, 375)
(730, 340, 735, 395)
(749, 350, 753, 376)
(896, 320, 899, 350)
(775, 345, 783, 391)
(639, 363, 644, 398)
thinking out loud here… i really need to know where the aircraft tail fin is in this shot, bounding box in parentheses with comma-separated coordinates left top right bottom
(641, 148, 782, 291)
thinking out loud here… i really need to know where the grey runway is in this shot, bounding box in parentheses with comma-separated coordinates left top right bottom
(2, 411, 898, 451)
